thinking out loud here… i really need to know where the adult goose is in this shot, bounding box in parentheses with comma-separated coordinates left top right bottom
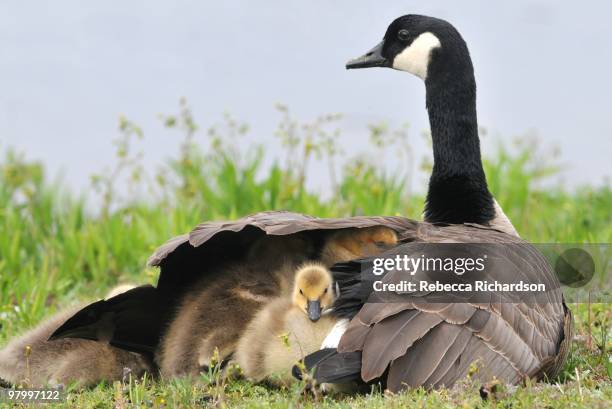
(49, 15, 570, 390)
(296, 14, 571, 390)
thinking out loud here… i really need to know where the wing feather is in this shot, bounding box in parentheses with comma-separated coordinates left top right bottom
(358, 311, 443, 381)
(386, 323, 467, 389)
(148, 211, 418, 266)
(325, 226, 569, 391)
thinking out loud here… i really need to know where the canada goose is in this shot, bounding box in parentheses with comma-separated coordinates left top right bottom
(49, 15, 570, 392)
(235, 263, 336, 384)
(296, 14, 570, 390)
(0, 285, 153, 388)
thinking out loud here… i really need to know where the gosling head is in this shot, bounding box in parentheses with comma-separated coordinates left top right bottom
(346, 15, 471, 82)
(293, 264, 334, 322)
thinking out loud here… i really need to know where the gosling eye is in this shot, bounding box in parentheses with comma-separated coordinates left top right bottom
(397, 29, 410, 41)
(299, 289, 303, 295)
(323, 288, 328, 294)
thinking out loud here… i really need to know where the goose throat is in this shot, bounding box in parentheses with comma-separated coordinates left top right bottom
(423, 48, 495, 226)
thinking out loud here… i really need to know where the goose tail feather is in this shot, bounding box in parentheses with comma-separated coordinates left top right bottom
(294, 348, 363, 384)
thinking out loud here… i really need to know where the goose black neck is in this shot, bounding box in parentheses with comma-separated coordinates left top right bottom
(422, 47, 495, 225)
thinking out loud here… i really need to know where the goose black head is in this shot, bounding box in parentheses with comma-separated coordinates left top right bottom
(346, 15, 471, 82)
(347, 15, 496, 227)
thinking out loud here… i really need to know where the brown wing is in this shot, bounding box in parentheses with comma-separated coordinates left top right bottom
(148, 210, 419, 267)
(52, 211, 421, 355)
(336, 224, 570, 391)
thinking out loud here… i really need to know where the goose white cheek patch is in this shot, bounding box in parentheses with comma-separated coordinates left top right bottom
(392, 32, 441, 79)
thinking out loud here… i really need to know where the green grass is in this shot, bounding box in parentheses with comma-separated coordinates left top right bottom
(0, 102, 610, 407)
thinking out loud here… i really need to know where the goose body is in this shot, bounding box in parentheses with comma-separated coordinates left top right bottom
(51, 211, 568, 390)
(47, 14, 570, 392)
(0, 285, 153, 387)
(301, 14, 569, 390)
(304, 225, 571, 390)
(235, 263, 336, 384)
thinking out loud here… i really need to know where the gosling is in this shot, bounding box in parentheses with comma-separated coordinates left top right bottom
(235, 263, 337, 385)
(0, 285, 154, 388)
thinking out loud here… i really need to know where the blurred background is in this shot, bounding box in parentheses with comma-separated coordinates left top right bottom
(1, 0, 611, 197)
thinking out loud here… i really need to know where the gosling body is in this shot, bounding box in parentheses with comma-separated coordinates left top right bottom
(0, 285, 153, 388)
(235, 264, 336, 384)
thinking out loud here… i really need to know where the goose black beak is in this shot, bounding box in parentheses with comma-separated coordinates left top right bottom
(346, 41, 389, 69)
(307, 300, 321, 322)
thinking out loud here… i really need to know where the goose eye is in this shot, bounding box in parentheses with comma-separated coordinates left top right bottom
(397, 29, 410, 41)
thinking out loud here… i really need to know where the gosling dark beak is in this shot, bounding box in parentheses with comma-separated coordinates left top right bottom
(346, 41, 389, 69)
(307, 300, 321, 322)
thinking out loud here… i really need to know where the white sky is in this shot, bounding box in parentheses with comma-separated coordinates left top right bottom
(1, 1, 610, 198)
